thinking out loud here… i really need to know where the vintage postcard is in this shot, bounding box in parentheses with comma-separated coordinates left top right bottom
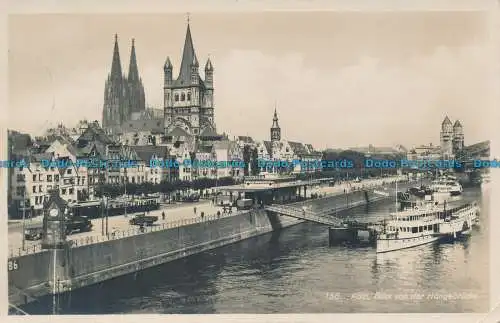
(2, 0, 498, 322)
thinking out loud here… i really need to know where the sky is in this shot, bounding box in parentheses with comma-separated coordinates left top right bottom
(7, 12, 495, 149)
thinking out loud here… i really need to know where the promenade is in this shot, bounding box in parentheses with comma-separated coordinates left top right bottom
(8, 200, 227, 256)
(8, 175, 406, 257)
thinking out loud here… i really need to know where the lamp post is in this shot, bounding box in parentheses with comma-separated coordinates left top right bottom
(21, 188, 26, 251)
(124, 167, 127, 218)
(104, 195, 109, 236)
(101, 195, 105, 236)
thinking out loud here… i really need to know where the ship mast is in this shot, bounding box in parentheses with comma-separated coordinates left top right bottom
(395, 177, 398, 212)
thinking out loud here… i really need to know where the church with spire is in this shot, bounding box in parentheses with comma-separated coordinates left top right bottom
(163, 20, 217, 140)
(102, 34, 146, 131)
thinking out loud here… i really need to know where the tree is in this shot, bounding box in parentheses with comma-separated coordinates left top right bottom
(243, 145, 251, 176)
(250, 147, 259, 176)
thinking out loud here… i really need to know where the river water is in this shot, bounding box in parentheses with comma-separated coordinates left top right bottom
(21, 187, 489, 314)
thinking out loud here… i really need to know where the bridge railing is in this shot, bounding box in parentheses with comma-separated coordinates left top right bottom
(265, 205, 342, 226)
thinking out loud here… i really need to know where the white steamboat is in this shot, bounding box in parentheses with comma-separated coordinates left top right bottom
(429, 176, 463, 196)
(376, 198, 479, 253)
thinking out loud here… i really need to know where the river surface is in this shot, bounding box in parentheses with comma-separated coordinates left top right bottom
(21, 187, 489, 314)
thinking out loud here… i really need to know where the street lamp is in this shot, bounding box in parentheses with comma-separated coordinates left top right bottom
(21, 188, 26, 251)
(124, 167, 128, 218)
(101, 195, 105, 236)
(104, 195, 109, 236)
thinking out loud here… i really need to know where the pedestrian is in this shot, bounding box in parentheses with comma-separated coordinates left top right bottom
(194, 206, 197, 214)
(162, 211, 165, 220)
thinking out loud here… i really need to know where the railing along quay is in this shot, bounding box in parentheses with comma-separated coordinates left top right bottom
(8, 211, 237, 258)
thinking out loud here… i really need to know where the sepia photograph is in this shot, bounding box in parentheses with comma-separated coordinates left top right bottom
(5, 9, 493, 316)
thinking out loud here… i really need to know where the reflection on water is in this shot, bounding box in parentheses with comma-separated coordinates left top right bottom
(20, 188, 488, 314)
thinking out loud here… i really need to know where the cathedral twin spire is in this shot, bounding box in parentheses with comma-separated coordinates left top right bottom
(109, 34, 142, 85)
(103, 34, 146, 128)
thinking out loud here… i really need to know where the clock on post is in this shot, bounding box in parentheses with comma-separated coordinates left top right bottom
(41, 189, 69, 249)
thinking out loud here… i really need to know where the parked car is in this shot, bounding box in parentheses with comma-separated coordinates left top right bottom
(24, 226, 43, 241)
(129, 213, 158, 226)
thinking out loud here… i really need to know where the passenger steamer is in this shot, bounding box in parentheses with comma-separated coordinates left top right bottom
(376, 199, 479, 253)
(429, 175, 463, 196)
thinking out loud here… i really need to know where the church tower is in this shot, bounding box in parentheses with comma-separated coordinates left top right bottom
(102, 34, 128, 128)
(452, 120, 464, 153)
(271, 108, 281, 142)
(440, 116, 453, 159)
(164, 19, 215, 136)
(270, 107, 282, 162)
(126, 38, 146, 115)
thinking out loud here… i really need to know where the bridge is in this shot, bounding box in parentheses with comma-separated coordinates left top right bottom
(264, 189, 391, 228)
(264, 204, 384, 229)
(264, 204, 343, 226)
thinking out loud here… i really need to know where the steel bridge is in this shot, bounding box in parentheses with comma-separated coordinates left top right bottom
(264, 190, 390, 228)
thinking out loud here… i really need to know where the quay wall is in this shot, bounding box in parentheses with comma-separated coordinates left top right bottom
(9, 182, 412, 306)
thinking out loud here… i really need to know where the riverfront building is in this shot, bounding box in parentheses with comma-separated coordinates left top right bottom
(407, 116, 466, 161)
(440, 116, 464, 159)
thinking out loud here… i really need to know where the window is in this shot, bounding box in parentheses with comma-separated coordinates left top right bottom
(33, 175, 37, 181)
(418, 226, 423, 232)
(32, 186, 36, 193)
(39, 185, 42, 192)
(187, 93, 191, 101)
(69, 188, 74, 195)
(175, 94, 179, 101)
(61, 188, 67, 195)
(181, 93, 185, 101)
(47, 175, 52, 182)
(16, 174, 24, 182)
(55, 175, 59, 182)
(67, 169, 72, 174)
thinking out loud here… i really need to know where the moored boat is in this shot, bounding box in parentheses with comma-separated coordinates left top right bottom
(376, 199, 479, 253)
(430, 176, 462, 196)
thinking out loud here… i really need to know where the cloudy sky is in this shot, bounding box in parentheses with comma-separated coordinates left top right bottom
(8, 12, 494, 149)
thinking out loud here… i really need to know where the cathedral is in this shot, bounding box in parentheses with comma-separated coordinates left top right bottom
(440, 116, 464, 159)
(102, 35, 146, 129)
